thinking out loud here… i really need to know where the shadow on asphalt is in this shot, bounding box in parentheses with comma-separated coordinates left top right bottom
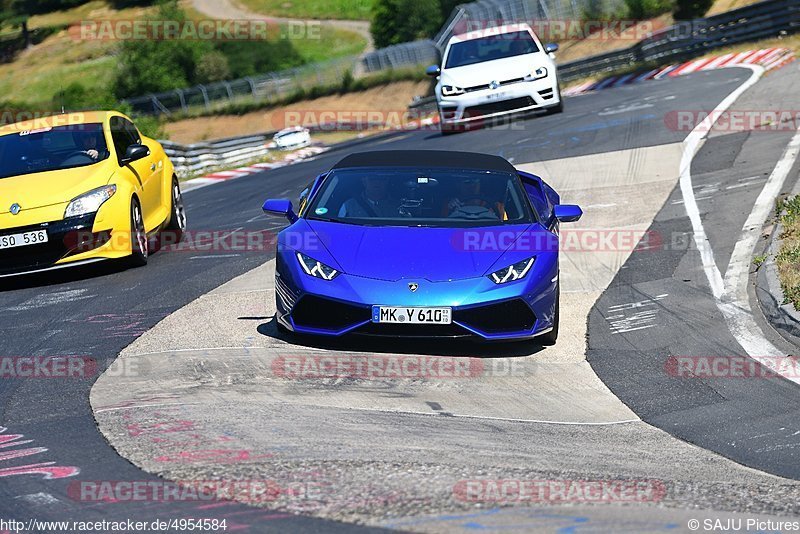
(0, 259, 132, 292)
(255, 317, 546, 358)
(0, 236, 184, 292)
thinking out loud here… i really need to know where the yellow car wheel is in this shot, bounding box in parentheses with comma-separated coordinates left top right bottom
(129, 197, 148, 267)
(165, 178, 187, 240)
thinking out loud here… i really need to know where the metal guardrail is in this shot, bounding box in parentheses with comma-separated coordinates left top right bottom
(363, 0, 799, 83)
(127, 0, 797, 117)
(163, 122, 389, 176)
(557, 46, 640, 80)
(408, 95, 439, 115)
(162, 134, 273, 177)
(405, 0, 798, 115)
(558, 0, 800, 81)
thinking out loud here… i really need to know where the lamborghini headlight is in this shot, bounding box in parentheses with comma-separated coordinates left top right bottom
(296, 252, 339, 280)
(65, 185, 116, 218)
(488, 257, 535, 284)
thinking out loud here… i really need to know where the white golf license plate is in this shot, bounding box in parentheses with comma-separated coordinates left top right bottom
(372, 306, 452, 324)
(485, 91, 508, 100)
(0, 230, 48, 250)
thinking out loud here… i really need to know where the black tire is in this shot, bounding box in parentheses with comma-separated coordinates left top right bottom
(545, 85, 564, 115)
(441, 123, 463, 136)
(540, 283, 560, 345)
(440, 112, 466, 135)
(164, 177, 187, 244)
(129, 197, 148, 267)
(546, 100, 564, 115)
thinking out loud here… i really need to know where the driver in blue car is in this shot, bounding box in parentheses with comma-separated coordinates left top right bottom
(443, 177, 505, 219)
(339, 175, 399, 217)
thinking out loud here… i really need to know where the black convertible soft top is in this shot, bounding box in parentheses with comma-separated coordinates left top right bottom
(332, 150, 517, 174)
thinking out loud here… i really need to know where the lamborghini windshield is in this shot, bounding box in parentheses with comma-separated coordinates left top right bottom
(0, 123, 110, 179)
(306, 167, 533, 227)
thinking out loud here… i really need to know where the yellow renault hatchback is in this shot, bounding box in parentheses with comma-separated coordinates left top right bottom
(0, 111, 186, 277)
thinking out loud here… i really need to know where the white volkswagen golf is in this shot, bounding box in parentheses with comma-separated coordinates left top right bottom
(427, 24, 562, 132)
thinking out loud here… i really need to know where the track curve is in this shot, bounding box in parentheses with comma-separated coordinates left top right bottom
(2, 67, 800, 532)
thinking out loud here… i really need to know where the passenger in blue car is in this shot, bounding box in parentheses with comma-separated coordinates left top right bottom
(338, 175, 400, 217)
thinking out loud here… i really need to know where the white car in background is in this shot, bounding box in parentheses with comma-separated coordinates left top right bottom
(273, 126, 311, 150)
(427, 24, 562, 132)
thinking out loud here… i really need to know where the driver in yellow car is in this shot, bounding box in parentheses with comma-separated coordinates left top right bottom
(76, 131, 101, 160)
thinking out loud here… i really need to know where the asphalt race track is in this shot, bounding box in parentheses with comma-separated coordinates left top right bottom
(2, 65, 800, 532)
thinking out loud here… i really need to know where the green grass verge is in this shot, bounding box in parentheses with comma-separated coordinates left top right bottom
(293, 25, 367, 61)
(236, 0, 374, 21)
(776, 195, 800, 308)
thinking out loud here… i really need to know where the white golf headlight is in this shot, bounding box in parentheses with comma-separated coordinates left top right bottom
(488, 257, 535, 284)
(65, 185, 116, 218)
(296, 252, 339, 280)
(441, 85, 465, 96)
(526, 67, 548, 81)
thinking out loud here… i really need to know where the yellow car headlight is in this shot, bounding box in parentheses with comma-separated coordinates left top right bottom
(65, 185, 116, 218)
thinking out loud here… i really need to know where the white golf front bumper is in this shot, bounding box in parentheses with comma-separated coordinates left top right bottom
(437, 77, 560, 125)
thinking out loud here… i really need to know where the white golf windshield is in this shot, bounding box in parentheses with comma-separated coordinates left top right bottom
(445, 31, 539, 69)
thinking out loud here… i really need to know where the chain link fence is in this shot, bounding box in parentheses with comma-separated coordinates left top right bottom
(359, 39, 441, 73)
(124, 56, 356, 116)
(362, 0, 799, 80)
(433, 0, 625, 47)
(125, 0, 798, 116)
(360, 0, 628, 74)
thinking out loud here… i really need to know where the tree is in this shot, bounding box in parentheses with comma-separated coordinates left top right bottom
(195, 51, 230, 84)
(112, 1, 212, 98)
(0, 1, 30, 49)
(9, 0, 89, 14)
(674, 0, 712, 19)
(371, 0, 444, 48)
(624, 0, 674, 19)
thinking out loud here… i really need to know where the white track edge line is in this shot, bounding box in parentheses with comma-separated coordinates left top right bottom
(681, 64, 800, 385)
(679, 65, 765, 299)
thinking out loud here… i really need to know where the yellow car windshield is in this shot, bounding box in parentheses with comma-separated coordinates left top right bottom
(0, 123, 110, 179)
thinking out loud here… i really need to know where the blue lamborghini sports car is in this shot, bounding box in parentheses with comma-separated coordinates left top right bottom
(262, 150, 582, 344)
